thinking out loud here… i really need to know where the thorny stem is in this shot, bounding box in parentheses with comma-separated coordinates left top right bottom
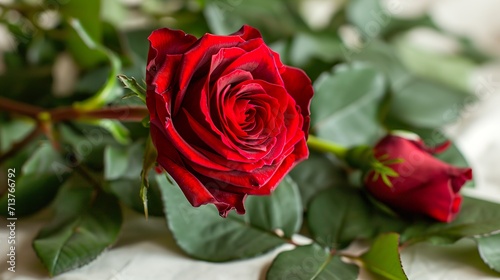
(0, 97, 149, 123)
(50, 106, 149, 122)
(0, 97, 43, 118)
(0, 96, 149, 162)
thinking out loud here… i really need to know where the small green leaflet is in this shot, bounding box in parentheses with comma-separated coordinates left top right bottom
(359, 233, 408, 280)
(307, 187, 407, 249)
(0, 142, 70, 217)
(311, 64, 387, 147)
(33, 176, 122, 276)
(267, 244, 359, 280)
(475, 233, 500, 273)
(402, 196, 500, 245)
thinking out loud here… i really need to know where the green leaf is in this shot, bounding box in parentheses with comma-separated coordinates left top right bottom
(59, 0, 105, 68)
(0, 119, 35, 152)
(87, 119, 130, 145)
(0, 120, 38, 179)
(121, 29, 151, 85)
(476, 233, 500, 273)
(360, 233, 408, 280)
(203, 1, 244, 35)
(243, 176, 302, 238)
(350, 41, 474, 128)
(106, 173, 164, 217)
(158, 174, 288, 261)
(393, 34, 476, 92)
(102, 139, 162, 216)
(203, 0, 305, 41)
(307, 187, 406, 249)
(124, 29, 153, 64)
(389, 78, 473, 128)
(308, 187, 371, 248)
(69, 19, 122, 110)
(22, 143, 64, 175)
(266, 244, 359, 280)
(345, 0, 433, 40)
(0, 142, 70, 217)
(348, 41, 408, 85)
(33, 177, 122, 276)
(104, 139, 145, 180)
(289, 32, 344, 67)
(100, 0, 128, 27)
(289, 151, 348, 207)
(346, 0, 387, 39)
(104, 145, 129, 180)
(311, 64, 387, 147)
(58, 123, 119, 170)
(402, 196, 500, 245)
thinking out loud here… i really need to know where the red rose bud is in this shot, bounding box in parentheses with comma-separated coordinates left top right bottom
(146, 25, 313, 217)
(364, 135, 472, 223)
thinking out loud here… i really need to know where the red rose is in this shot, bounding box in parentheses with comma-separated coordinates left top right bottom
(146, 25, 313, 217)
(365, 135, 472, 222)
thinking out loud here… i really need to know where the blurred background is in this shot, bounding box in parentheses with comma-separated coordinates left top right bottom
(1, 0, 499, 96)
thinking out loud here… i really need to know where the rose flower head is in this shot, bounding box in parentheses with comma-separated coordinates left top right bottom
(364, 134, 472, 223)
(146, 25, 313, 217)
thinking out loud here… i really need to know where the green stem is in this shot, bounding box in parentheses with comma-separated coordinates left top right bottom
(307, 135, 348, 159)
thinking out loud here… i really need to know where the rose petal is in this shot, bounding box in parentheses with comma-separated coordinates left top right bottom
(225, 141, 308, 195)
(164, 118, 233, 172)
(152, 125, 216, 207)
(189, 161, 280, 189)
(450, 167, 472, 192)
(147, 28, 197, 69)
(221, 44, 284, 86)
(205, 186, 246, 216)
(280, 66, 314, 136)
(372, 136, 456, 192)
(408, 179, 462, 222)
(231, 25, 263, 41)
(175, 34, 246, 114)
(182, 108, 263, 164)
(366, 135, 473, 222)
(250, 139, 308, 195)
(209, 47, 248, 81)
(150, 54, 183, 96)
